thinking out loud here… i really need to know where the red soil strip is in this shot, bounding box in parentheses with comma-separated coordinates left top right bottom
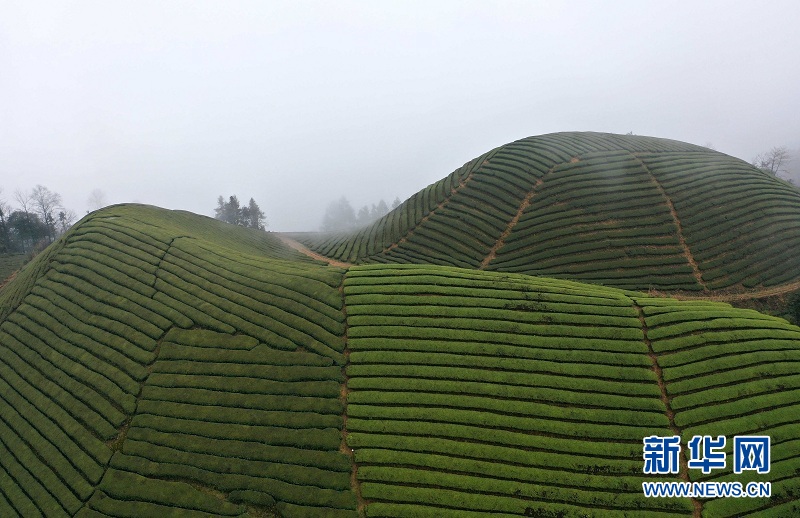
(480, 177, 544, 269)
(634, 301, 702, 518)
(633, 155, 708, 292)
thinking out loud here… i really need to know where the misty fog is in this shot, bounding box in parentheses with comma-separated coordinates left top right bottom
(2, 0, 799, 231)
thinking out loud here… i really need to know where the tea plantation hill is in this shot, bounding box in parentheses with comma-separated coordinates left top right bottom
(299, 132, 800, 296)
(0, 156, 798, 515)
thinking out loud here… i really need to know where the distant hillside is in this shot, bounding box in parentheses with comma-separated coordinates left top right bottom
(300, 132, 800, 294)
(1, 202, 800, 516)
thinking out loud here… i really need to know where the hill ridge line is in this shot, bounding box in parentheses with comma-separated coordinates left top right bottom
(378, 156, 490, 257)
(632, 299, 703, 518)
(632, 154, 708, 292)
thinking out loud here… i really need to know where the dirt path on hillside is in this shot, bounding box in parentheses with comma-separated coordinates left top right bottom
(0, 271, 17, 292)
(652, 279, 800, 302)
(277, 234, 353, 269)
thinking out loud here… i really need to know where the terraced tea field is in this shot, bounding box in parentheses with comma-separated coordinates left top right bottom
(1, 132, 800, 517)
(299, 132, 800, 294)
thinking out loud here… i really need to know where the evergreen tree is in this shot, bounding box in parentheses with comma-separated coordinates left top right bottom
(214, 195, 267, 230)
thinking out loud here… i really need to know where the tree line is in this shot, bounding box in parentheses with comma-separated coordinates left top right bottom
(321, 197, 401, 232)
(0, 186, 77, 255)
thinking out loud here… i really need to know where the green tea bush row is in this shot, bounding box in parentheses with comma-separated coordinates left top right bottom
(0, 417, 80, 515)
(0, 359, 110, 467)
(346, 363, 656, 392)
(359, 482, 687, 517)
(98, 468, 244, 515)
(128, 426, 349, 472)
(133, 414, 341, 451)
(0, 338, 120, 439)
(358, 465, 686, 512)
(147, 371, 340, 398)
(63, 228, 162, 268)
(346, 291, 634, 315)
(4, 316, 137, 413)
(347, 378, 661, 410)
(658, 339, 800, 369)
(158, 258, 342, 357)
(0, 388, 95, 499)
(668, 361, 800, 396)
(51, 254, 156, 300)
(348, 390, 665, 427)
(675, 388, 800, 428)
(25, 293, 151, 377)
(347, 433, 642, 472)
(0, 328, 125, 431)
(159, 341, 334, 367)
(141, 385, 342, 415)
(350, 345, 649, 368)
(671, 373, 800, 411)
(167, 246, 345, 337)
(347, 305, 638, 328)
(16, 301, 146, 389)
(137, 400, 342, 430)
(152, 360, 342, 383)
(117, 444, 356, 509)
(349, 350, 650, 380)
(662, 350, 800, 382)
(346, 404, 662, 441)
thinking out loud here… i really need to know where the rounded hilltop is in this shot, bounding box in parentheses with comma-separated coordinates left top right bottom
(301, 131, 800, 294)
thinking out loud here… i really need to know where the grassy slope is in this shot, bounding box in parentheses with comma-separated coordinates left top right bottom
(0, 204, 799, 517)
(0, 254, 26, 285)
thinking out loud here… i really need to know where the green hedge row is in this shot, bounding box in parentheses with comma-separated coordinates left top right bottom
(97, 468, 245, 516)
(347, 378, 661, 411)
(141, 386, 342, 415)
(127, 427, 350, 473)
(147, 372, 340, 398)
(346, 404, 662, 441)
(358, 465, 686, 513)
(133, 414, 341, 451)
(114, 448, 356, 510)
(0, 415, 80, 516)
(0, 328, 126, 432)
(3, 315, 137, 414)
(346, 364, 657, 394)
(347, 432, 642, 472)
(136, 400, 343, 430)
(347, 390, 666, 427)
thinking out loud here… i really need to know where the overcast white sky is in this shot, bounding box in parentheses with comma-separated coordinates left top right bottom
(2, 0, 799, 231)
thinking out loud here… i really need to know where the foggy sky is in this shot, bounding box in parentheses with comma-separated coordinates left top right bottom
(2, 1, 799, 231)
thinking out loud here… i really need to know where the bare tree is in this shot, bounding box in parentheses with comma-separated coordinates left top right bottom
(14, 189, 32, 216)
(30, 185, 62, 242)
(87, 189, 107, 211)
(752, 146, 792, 176)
